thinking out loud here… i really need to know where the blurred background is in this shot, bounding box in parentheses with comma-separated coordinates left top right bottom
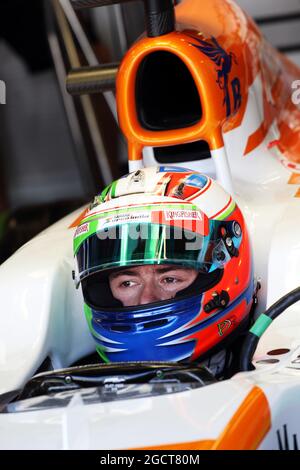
(0, 0, 299, 263)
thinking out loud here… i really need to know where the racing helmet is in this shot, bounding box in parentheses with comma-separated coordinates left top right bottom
(74, 166, 254, 363)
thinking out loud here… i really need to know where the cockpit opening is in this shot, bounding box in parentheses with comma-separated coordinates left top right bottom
(136, 51, 202, 131)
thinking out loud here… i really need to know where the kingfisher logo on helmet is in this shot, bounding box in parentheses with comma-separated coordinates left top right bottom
(73, 166, 254, 364)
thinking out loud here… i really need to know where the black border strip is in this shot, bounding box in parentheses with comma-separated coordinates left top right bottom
(278, 44, 300, 53)
(253, 12, 300, 53)
(255, 12, 300, 25)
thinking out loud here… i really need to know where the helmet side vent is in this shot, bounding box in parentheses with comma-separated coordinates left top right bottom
(136, 51, 202, 131)
(142, 318, 170, 330)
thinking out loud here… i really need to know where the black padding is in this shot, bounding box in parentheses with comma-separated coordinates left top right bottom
(82, 268, 222, 310)
(145, 8, 175, 37)
(154, 141, 211, 163)
(82, 271, 123, 309)
(71, 0, 135, 9)
(175, 269, 222, 299)
(239, 332, 258, 372)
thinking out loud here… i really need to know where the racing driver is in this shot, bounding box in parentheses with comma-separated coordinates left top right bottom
(73, 166, 256, 378)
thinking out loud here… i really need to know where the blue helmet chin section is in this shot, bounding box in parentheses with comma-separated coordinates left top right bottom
(90, 295, 203, 362)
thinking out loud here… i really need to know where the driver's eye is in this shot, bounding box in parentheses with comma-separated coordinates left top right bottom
(121, 280, 133, 287)
(163, 277, 177, 284)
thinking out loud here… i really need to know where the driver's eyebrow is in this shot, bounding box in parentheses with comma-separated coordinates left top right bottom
(110, 267, 190, 280)
(155, 267, 190, 274)
(110, 270, 139, 279)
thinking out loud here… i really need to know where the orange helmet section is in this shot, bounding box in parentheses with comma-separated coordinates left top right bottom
(189, 204, 253, 361)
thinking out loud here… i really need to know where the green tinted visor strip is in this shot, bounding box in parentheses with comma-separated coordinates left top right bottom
(250, 314, 273, 338)
(74, 203, 199, 254)
(118, 221, 167, 264)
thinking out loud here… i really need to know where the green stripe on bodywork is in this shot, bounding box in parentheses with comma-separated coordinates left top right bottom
(215, 201, 236, 221)
(84, 303, 110, 363)
(250, 314, 273, 337)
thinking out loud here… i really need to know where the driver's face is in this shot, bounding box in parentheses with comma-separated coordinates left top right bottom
(109, 265, 198, 307)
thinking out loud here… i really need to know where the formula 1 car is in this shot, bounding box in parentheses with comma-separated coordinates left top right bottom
(1, 0, 300, 450)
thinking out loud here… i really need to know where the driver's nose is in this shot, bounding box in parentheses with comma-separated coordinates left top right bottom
(139, 281, 162, 305)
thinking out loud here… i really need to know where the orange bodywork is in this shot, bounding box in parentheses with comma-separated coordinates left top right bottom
(136, 386, 271, 450)
(116, 0, 300, 164)
(210, 386, 271, 450)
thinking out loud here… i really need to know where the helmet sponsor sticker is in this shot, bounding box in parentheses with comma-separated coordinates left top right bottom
(74, 223, 90, 238)
(217, 316, 236, 336)
(158, 166, 192, 173)
(164, 209, 202, 221)
(185, 174, 209, 189)
(97, 211, 151, 230)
